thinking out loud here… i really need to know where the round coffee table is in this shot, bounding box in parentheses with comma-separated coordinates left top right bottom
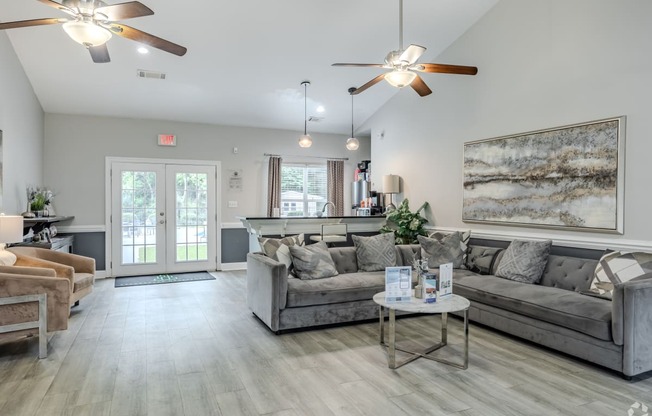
(372, 292, 470, 370)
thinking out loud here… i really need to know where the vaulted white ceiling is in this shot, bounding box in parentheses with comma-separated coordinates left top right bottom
(2, 0, 497, 135)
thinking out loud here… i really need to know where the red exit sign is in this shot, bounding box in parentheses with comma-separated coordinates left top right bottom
(158, 134, 177, 146)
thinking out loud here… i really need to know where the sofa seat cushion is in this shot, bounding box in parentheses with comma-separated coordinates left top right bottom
(287, 272, 387, 308)
(74, 272, 94, 292)
(453, 273, 612, 341)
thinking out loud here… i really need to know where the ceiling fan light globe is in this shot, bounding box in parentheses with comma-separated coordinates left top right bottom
(346, 137, 360, 151)
(298, 134, 313, 148)
(63, 21, 112, 47)
(385, 70, 417, 88)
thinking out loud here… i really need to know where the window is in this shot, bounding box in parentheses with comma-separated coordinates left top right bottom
(281, 164, 327, 217)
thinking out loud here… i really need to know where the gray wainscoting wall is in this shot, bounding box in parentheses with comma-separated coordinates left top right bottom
(65, 228, 251, 273)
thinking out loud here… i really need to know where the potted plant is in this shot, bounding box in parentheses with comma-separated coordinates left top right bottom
(379, 199, 429, 244)
(27, 187, 53, 216)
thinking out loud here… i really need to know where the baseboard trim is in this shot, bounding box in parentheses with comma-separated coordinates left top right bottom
(427, 226, 652, 252)
(220, 262, 247, 271)
(95, 270, 108, 279)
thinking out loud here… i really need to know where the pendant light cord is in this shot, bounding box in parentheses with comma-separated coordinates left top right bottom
(350, 92, 354, 137)
(398, 0, 403, 50)
(303, 82, 308, 135)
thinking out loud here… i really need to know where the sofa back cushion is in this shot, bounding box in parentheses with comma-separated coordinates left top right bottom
(328, 245, 408, 274)
(539, 255, 597, 292)
(395, 244, 421, 267)
(329, 247, 359, 274)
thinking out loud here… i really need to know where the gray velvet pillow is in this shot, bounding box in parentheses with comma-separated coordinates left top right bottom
(418, 232, 465, 269)
(428, 230, 470, 269)
(289, 242, 339, 280)
(495, 239, 552, 284)
(258, 233, 304, 270)
(352, 233, 396, 272)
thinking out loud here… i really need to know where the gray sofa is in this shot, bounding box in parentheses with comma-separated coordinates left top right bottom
(246, 243, 652, 377)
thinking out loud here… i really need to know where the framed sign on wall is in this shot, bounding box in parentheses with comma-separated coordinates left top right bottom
(463, 116, 626, 234)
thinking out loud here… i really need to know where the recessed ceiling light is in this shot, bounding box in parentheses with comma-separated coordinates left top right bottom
(316, 105, 325, 113)
(137, 47, 149, 54)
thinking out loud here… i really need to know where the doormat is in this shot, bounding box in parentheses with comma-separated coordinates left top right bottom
(114, 272, 216, 288)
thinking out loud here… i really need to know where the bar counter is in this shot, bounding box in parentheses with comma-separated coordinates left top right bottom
(237, 215, 386, 252)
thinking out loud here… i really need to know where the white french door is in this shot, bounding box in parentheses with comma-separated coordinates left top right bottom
(110, 161, 218, 277)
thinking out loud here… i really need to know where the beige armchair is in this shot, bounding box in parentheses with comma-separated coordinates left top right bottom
(7, 247, 96, 307)
(0, 268, 71, 357)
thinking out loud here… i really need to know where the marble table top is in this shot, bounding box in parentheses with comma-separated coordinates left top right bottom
(373, 292, 470, 314)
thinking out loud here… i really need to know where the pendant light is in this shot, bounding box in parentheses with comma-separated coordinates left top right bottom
(298, 81, 313, 148)
(346, 87, 360, 151)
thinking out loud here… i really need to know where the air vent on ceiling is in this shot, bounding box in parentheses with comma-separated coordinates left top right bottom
(137, 69, 166, 80)
(308, 116, 324, 122)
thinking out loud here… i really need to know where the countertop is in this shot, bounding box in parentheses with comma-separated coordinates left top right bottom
(237, 215, 385, 220)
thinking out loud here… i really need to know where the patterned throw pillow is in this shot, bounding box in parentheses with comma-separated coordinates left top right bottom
(258, 233, 304, 271)
(352, 233, 397, 272)
(426, 230, 471, 269)
(495, 239, 552, 284)
(590, 250, 652, 299)
(418, 232, 465, 269)
(289, 242, 339, 280)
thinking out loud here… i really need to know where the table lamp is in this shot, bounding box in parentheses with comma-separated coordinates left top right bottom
(382, 174, 400, 212)
(0, 214, 24, 249)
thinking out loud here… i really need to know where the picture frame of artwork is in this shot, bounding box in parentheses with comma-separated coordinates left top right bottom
(462, 116, 626, 234)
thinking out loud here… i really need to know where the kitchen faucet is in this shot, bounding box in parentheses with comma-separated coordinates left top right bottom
(321, 201, 335, 216)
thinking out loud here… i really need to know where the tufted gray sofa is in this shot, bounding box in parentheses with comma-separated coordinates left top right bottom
(246, 243, 652, 378)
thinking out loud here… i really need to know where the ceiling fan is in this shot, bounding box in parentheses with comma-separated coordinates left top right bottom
(332, 0, 477, 97)
(0, 0, 187, 63)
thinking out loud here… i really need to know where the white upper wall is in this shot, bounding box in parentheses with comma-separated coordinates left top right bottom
(360, 0, 652, 247)
(44, 113, 370, 225)
(0, 32, 44, 215)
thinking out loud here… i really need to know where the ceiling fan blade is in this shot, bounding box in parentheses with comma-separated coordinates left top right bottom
(37, 0, 76, 16)
(95, 2, 154, 21)
(332, 63, 385, 68)
(352, 74, 386, 95)
(0, 18, 64, 30)
(399, 44, 426, 64)
(109, 23, 187, 56)
(410, 75, 432, 97)
(416, 63, 478, 76)
(89, 44, 111, 63)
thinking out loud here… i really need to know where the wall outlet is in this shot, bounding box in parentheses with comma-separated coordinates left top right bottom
(228, 200, 238, 208)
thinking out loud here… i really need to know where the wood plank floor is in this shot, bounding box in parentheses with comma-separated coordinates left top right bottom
(1, 271, 651, 416)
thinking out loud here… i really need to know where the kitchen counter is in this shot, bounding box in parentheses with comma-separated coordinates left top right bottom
(237, 215, 386, 252)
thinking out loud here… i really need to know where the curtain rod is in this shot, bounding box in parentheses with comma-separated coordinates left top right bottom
(264, 153, 349, 161)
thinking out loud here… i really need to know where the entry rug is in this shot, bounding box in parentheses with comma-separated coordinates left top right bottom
(114, 272, 216, 288)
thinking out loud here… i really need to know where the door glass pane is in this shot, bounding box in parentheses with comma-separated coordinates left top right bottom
(175, 172, 209, 262)
(121, 171, 157, 264)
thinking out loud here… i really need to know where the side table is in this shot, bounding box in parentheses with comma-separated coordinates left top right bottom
(372, 292, 470, 370)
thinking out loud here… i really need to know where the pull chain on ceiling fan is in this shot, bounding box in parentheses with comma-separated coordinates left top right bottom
(0, 0, 187, 63)
(332, 0, 478, 97)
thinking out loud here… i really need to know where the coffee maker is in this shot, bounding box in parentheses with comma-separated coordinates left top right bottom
(351, 160, 371, 215)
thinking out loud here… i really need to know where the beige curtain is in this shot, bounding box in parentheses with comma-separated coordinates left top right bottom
(327, 160, 344, 216)
(267, 156, 282, 216)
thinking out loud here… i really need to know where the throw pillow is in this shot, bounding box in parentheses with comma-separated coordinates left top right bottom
(589, 250, 652, 299)
(0, 250, 17, 266)
(422, 231, 469, 269)
(495, 239, 552, 284)
(429, 230, 470, 269)
(258, 233, 304, 271)
(289, 241, 339, 280)
(352, 233, 397, 272)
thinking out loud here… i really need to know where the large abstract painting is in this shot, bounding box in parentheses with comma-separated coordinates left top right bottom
(463, 117, 625, 233)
